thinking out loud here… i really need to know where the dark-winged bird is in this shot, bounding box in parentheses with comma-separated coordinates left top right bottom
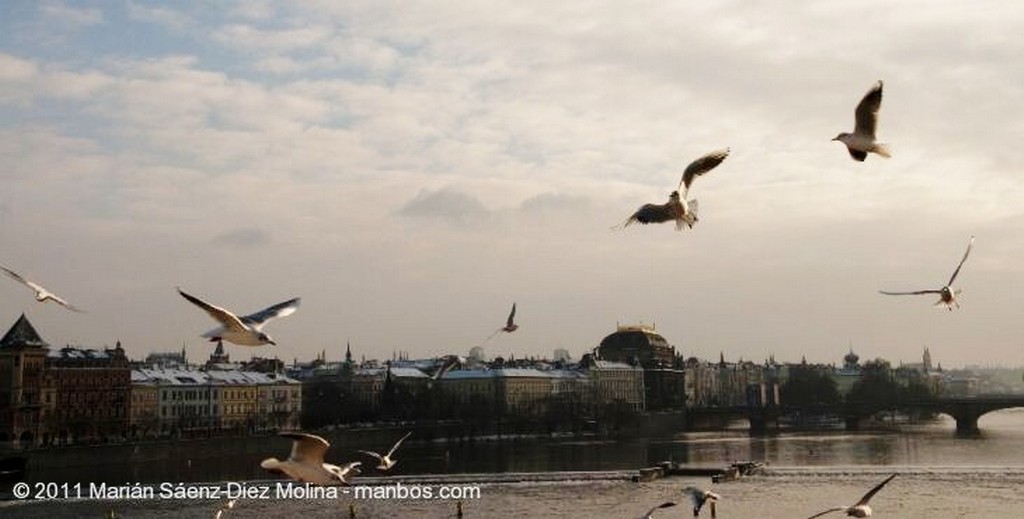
(618, 148, 729, 230)
(833, 80, 891, 161)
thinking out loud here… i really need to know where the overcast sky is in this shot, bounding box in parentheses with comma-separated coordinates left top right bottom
(1, 1, 1021, 368)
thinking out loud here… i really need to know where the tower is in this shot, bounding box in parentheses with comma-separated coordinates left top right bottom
(922, 346, 932, 373)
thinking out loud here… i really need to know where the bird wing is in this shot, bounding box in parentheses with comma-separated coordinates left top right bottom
(340, 461, 362, 475)
(682, 487, 705, 508)
(855, 473, 897, 506)
(178, 288, 249, 333)
(0, 265, 34, 290)
(878, 289, 943, 296)
(506, 303, 517, 328)
(847, 148, 867, 162)
(679, 148, 730, 194)
(854, 80, 883, 138)
(806, 507, 845, 519)
(280, 431, 330, 465)
(628, 202, 676, 225)
(358, 450, 384, 461)
(46, 293, 85, 313)
(947, 236, 974, 286)
(241, 297, 301, 328)
(386, 431, 413, 457)
(643, 501, 677, 517)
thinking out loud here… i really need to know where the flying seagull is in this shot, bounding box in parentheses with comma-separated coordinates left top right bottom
(480, 302, 519, 345)
(501, 302, 519, 333)
(879, 236, 974, 310)
(805, 473, 897, 518)
(261, 432, 361, 485)
(618, 148, 730, 230)
(833, 80, 891, 161)
(177, 287, 300, 346)
(0, 265, 84, 312)
(359, 431, 412, 471)
(638, 501, 677, 519)
(683, 486, 721, 517)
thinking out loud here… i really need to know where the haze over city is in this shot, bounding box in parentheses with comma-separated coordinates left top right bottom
(1, 1, 1022, 368)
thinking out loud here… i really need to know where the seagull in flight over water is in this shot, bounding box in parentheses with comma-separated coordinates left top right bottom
(833, 80, 891, 161)
(177, 288, 300, 346)
(805, 473, 897, 518)
(617, 148, 730, 231)
(261, 432, 361, 485)
(682, 486, 721, 517)
(879, 236, 974, 310)
(0, 265, 84, 312)
(359, 431, 413, 471)
(638, 501, 677, 519)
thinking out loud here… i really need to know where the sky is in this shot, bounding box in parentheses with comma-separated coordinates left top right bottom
(0, 1, 1022, 369)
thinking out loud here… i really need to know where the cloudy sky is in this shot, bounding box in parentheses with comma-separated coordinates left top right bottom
(1, 1, 1021, 368)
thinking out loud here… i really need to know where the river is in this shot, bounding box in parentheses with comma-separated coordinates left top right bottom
(3, 409, 1024, 518)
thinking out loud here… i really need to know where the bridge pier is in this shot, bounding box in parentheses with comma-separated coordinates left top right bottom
(954, 413, 980, 436)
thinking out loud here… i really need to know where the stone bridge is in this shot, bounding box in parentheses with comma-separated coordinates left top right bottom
(904, 395, 1024, 434)
(688, 395, 1024, 434)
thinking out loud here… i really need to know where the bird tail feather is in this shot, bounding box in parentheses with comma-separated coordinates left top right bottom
(872, 143, 892, 158)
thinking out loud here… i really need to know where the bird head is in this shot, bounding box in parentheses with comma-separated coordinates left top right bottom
(669, 191, 680, 200)
(259, 333, 276, 346)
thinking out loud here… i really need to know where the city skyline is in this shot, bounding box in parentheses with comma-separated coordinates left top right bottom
(1, 2, 1022, 368)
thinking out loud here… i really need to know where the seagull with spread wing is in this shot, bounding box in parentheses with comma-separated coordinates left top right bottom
(879, 236, 974, 310)
(618, 148, 730, 230)
(177, 288, 300, 346)
(683, 486, 721, 517)
(805, 473, 897, 518)
(480, 302, 519, 345)
(0, 264, 84, 312)
(261, 432, 361, 485)
(359, 431, 412, 471)
(833, 80, 891, 161)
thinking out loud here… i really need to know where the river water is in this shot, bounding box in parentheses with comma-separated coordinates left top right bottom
(3, 410, 1024, 518)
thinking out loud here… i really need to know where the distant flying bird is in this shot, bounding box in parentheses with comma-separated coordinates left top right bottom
(683, 486, 721, 517)
(502, 302, 519, 333)
(359, 431, 412, 471)
(177, 287, 300, 346)
(638, 501, 677, 519)
(261, 432, 361, 485)
(0, 265, 85, 312)
(833, 80, 891, 161)
(479, 302, 520, 345)
(618, 148, 730, 230)
(879, 236, 974, 310)
(805, 473, 897, 518)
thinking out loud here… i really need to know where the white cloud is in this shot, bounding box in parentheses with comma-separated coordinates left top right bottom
(41, 1, 103, 27)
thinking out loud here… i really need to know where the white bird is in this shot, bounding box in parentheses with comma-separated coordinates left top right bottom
(833, 80, 891, 161)
(260, 432, 361, 485)
(805, 473, 897, 518)
(0, 265, 85, 312)
(177, 288, 299, 346)
(618, 148, 729, 230)
(359, 431, 412, 471)
(638, 501, 677, 519)
(683, 486, 721, 517)
(879, 236, 974, 310)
